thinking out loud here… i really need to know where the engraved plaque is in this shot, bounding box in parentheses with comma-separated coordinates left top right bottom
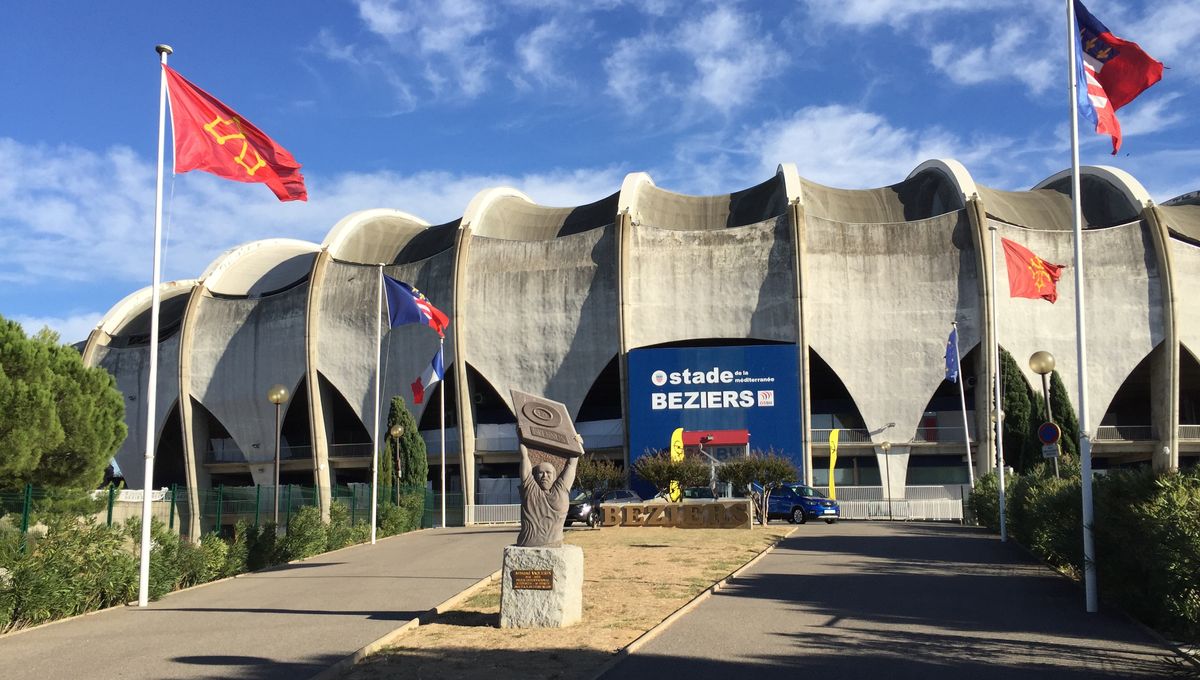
(511, 390, 584, 458)
(511, 569, 554, 590)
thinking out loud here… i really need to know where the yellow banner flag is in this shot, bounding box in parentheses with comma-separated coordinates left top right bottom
(828, 429, 840, 500)
(669, 427, 684, 502)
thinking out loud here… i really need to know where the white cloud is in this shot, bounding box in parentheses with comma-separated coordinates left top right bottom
(515, 18, 573, 87)
(605, 6, 784, 118)
(930, 21, 1054, 94)
(10, 312, 102, 346)
(1118, 93, 1186, 137)
(743, 105, 1006, 189)
(802, 0, 978, 29)
(1125, 1, 1200, 78)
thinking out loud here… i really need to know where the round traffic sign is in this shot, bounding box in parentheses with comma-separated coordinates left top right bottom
(1037, 421, 1061, 445)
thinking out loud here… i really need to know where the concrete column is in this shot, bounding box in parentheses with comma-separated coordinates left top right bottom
(177, 284, 205, 539)
(452, 225, 477, 517)
(966, 196, 998, 476)
(304, 249, 334, 522)
(789, 198, 814, 485)
(1145, 205, 1179, 471)
(615, 210, 633, 472)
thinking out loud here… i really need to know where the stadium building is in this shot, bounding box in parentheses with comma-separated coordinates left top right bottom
(82, 160, 1200, 535)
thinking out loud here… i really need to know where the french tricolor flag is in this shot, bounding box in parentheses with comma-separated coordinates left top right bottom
(411, 348, 444, 405)
(1073, 0, 1163, 154)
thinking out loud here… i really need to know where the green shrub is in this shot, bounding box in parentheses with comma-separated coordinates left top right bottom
(275, 507, 327, 563)
(967, 471, 1004, 530)
(126, 517, 206, 598)
(199, 533, 229, 583)
(223, 521, 251, 577)
(326, 501, 362, 549)
(3, 517, 137, 632)
(246, 522, 278, 571)
(379, 491, 424, 537)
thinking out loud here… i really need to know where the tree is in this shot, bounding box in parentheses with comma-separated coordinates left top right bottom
(1049, 370, 1080, 459)
(31, 332, 126, 489)
(999, 348, 1038, 473)
(632, 450, 710, 499)
(717, 450, 798, 526)
(0, 318, 64, 486)
(574, 454, 625, 496)
(385, 396, 427, 489)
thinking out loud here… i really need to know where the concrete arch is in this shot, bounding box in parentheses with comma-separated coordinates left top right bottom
(620, 171, 789, 231)
(908, 158, 978, 208)
(1032, 166, 1150, 228)
(200, 238, 320, 297)
(800, 167, 966, 225)
(470, 190, 620, 241)
(322, 209, 431, 265)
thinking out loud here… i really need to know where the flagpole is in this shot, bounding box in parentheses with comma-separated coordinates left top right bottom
(439, 336, 446, 529)
(1067, 0, 1098, 613)
(137, 44, 172, 608)
(989, 226, 1008, 542)
(370, 265, 382, 544)
(953, 322, 975, 489)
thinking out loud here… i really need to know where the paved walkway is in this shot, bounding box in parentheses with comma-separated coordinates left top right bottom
(605, 521, 1180, 679)
(0, 526, 516, 680)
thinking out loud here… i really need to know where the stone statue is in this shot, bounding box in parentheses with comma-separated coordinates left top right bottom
(516, 442, 578, 548)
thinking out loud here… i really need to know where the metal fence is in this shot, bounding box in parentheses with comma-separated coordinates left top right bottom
(1095, 425, 1156, 441)
(814, 485, 969, 522)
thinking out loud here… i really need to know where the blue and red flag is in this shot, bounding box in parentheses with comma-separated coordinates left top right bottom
(383, 275, 449, 337)
(1073, 0, 1163, 154)
(411, 348, 444, 405)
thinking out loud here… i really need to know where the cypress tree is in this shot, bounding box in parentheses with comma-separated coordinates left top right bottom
(999, 348, 1036, 472)
(386, 396, 427, 488)
(1049, 370, 1080, 459)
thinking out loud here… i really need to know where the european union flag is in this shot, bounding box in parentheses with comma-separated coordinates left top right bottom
(945, 328, 959, 383)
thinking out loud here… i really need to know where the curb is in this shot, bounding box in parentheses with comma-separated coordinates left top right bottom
(307, 568, 502, 680)
(587, 527, 798, 680)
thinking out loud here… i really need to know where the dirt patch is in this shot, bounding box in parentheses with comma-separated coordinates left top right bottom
(344, 525, 792, 680)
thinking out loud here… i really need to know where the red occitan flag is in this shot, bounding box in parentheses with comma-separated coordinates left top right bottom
(1001, 237, 1065, 304)
(162, 65, 307, 202)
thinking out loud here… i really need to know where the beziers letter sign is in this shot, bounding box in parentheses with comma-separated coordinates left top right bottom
(600, 501, 752, 529)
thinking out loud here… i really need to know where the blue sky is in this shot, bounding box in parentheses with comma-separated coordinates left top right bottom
(2, 0, 1197, 343)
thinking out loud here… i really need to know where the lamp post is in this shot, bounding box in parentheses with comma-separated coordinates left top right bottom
(881, 441, 893, 521)
(389, 423, 404, 504)
(1029, 350, 1060, 478)
(267, 384, 290, 529)
(991, 407, 1007, 541)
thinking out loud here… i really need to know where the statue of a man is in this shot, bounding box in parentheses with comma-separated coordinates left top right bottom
(516, 443, 578, 548)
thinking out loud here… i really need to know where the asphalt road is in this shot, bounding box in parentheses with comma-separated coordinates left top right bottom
(605, 521, 1180, 679)
(0, 526, 516, 680)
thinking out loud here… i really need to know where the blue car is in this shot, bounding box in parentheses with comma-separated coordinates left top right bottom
(768, 484, 839, 524)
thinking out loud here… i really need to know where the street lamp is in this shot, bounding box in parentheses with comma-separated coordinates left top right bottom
(389, 423, 404, 503)
(881, 441, 893, 521)
(1029, 351, 1060, 477)
(991, 407, 1007, 541)
(267, 384, 290, 529)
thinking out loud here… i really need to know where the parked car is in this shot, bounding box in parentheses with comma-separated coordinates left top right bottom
(566, 488, 643, 526)
(767, 484, 839, 524)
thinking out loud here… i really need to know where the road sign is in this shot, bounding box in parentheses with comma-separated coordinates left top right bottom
(1042, 443, 1061, 459)
(1037, 421, 1061, 445)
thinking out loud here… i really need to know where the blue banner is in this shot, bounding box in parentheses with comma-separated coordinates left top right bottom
(627, 344, 803, 495)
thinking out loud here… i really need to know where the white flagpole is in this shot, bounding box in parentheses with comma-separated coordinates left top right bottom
(989, 226, 1007, 542)
(138, 44, 172, 608)
(953, 322, 975, 488)
(439, 336, 446, 529)
(370, 265, 382, 544)
(1067, 0, 1098, 613)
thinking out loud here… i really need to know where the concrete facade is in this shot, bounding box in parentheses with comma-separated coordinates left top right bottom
(83, 161, 1200, 526)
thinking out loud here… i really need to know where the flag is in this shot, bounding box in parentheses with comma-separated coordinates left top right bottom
(411, 349, 444, 405)
(828, 429, 839, 501)
(1002, 238, 1065, 304)
(945, 328, 960, 383)
(1074, 0, 1163, 154)
(383, 275, 450, 337)
(162, 65, 307, 201)
(669, 427, 684, 502)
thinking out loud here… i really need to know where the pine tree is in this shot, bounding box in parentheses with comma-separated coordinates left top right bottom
(999, 348, 1036, 472)
(386, 396, 427, 489)
(0, 318, 64, 486)
(1049, 370, 1080, 459)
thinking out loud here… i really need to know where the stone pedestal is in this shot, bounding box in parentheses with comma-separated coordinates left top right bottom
(499, 544, 583, 628)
